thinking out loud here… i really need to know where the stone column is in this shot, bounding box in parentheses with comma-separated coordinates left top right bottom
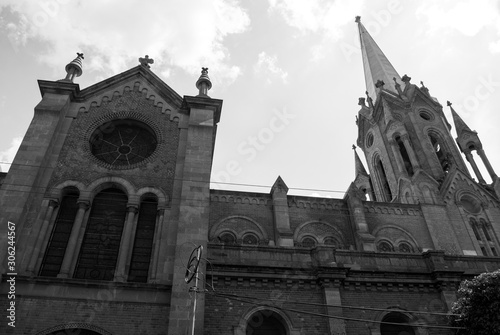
(323, 284, 346, 335)
(477, 148, 498, 180)
(27, 199, 58, 274)
(57, 200, 89, 278)
(465, 151, 486, 184)
(115, 204, 139, 282)
(402, 134, 420, 170)
(388, 139, 407, 176)
(270, 176, 293, 246)
(149, 208, 165, 282)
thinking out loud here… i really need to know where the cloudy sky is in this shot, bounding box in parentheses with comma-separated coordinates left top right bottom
(1, 0, 499, 197)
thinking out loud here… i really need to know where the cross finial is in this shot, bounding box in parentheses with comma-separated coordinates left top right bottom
(352, 144, 357, 150)
(139, 55, 154, 68)
(77, 52, 84, 59)
(447, 101, 452, 107)
(355, 16, 361, 23)
(375, 79, 385, 88)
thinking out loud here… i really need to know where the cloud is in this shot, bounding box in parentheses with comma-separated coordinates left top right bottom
(268, 0, 363, 39)
(0, 136, 22, 173)
(416, 0, 500, 37)
(254, 52, 288, 84)
(0, 0, 250, 85)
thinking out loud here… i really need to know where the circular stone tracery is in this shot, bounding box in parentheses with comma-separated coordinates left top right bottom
(90, 119, 157, 167)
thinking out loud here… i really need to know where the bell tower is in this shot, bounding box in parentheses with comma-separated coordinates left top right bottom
(354, 16, 472, 204)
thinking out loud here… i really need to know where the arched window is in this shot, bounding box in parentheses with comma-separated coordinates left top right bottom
(242, 233, 259, 245)
(380, 312, 415, 335)
(377, 241, 394, 252)
(301, 236, 317, 248)
(324, 236, 344, 249)
(128, 194, 158, 283)
(375, 157, 392, 201)
(429, 133, 451, 173)
(39, 187, 79, 277)
(246, 310, 287, 335)
(74, 188, 128, 281)
(395, 136, 413, 176)
(398, 242, 413, 253)
(219, 232, 236, 245)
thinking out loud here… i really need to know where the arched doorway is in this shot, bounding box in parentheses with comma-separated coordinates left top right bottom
(246, 310, 288, 335)
(48, 329, 103, 335)
(380, 312, 415, 335)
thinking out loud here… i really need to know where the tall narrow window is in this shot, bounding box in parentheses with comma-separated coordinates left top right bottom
(429, 133, 450, 173)
(128, 194, 158, 283)
(470, 219, 481, 241)
(396, 136, 413, 176)
(39, 187, 79, 277)
(74, 188, 128, 281)
(376, 158, 392, 201)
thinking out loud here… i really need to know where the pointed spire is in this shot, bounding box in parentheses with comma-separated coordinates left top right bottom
(448, 101, 472, 136)
(353, 145, 368, 177)
(356, 16, 403, 102)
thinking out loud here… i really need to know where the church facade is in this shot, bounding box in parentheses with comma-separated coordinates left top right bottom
(1, 18, 500, 335)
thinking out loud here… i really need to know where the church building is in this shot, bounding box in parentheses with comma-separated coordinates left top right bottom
(1, 17, 499, 335)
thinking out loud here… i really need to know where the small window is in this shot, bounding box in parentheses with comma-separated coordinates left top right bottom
(242, 233, 259, 245)
(219, 232, 236, 245)
(324, 237, 338, 247)
(301, 237, 317, 248)
(492, 248, 498, 256)
(366, 133, 374, 148)
(419, 111, 432, 121)
(377, 241, 393, 252)
(481, 247, 487, 256)
(398, 243, 413, 253)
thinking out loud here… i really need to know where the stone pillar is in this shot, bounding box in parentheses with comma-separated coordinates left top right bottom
(323, 284, 346, 335)
(26, 199, 58, 275)
(115, 204, 139, 282)
(388, 139, 407, 176)
(270, 176, 293, 246)
(402, 134, 420, 170)
(0, 81, 79, 274)
(477, 148, 498, 180)
(58, 200, 89, 278)
(167, 95, 222, 335)
(149, 208, 165, 282)
(465, 151, 486, 184)
(346, 186, 375, 251)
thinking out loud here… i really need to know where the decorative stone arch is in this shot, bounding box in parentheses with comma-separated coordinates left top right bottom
(373, 225, 420, 253)
(294, 220, 347, 248)
(35, 323, 114, 335)
(455, 190, 484, 215)
(234, 306, 300, 335)
(369, 308, 430, 335)
(137, 186, 169, 208)
(84, 176, 137, 204)
(209, 216, 268, 241)
(47, 180, 86, 200)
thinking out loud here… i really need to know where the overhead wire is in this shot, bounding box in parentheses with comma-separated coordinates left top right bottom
(205, 291, 465, 330)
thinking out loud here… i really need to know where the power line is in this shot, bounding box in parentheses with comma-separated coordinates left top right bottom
(210, 291, 459, 317)
(207, 291, 465, 330)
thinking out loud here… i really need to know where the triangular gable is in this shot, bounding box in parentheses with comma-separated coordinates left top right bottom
(440, 168, 500, 209)
(76, 65, 183, 113)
